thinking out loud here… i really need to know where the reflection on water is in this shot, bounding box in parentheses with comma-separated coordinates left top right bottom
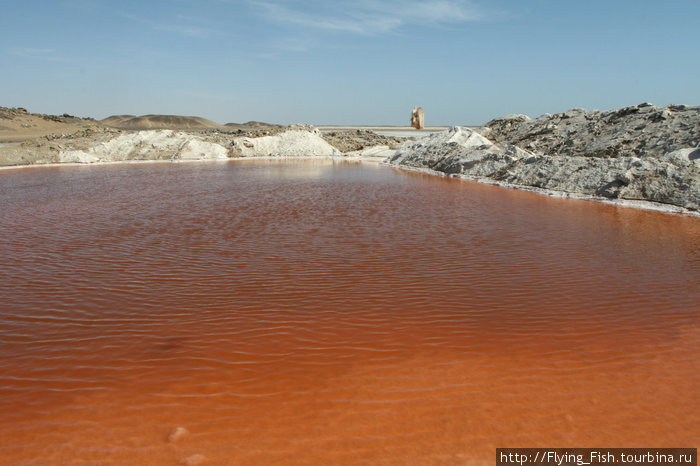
(0, 160, 698, 465)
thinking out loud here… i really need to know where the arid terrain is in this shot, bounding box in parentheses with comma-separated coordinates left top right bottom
(0, 107, 102, 143)
(0, 107, 403, 163)
(0, 107, 290, 142)
(1, 104, 698, 213)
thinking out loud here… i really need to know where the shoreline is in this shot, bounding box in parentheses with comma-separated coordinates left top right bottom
(0, 154, 385, 171)
(382, 162, 700, 217)
(2, 104, 697, 217)
(1, 155, 697, 217)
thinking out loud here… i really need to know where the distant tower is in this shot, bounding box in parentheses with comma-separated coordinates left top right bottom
(411, 107, 425, 129)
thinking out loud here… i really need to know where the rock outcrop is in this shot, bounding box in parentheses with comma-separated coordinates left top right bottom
(389, 126, 533, 178)
(484, 103, 699, 159)
(387, 116, 700, 212)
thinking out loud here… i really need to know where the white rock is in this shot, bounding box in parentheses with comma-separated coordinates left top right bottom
(662, 148, 700, 167)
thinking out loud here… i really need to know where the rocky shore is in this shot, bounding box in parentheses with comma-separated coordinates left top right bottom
(388, 103, 699, 212)
(1, 104, 698, 213)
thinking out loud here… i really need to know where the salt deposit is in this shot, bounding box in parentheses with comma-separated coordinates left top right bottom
(389, 126, 535, 178)
(231, 128, 341, 157)
(58, 130, 228, 163)
(53, 128, 342, 164)
(1, 127, 347, 167)
(343, 145, 397, 160)
(661, 148, 700, 167)
(485, 103, 700, 159)
(387, 124, 700, 212)
(179, 139, 228, 160)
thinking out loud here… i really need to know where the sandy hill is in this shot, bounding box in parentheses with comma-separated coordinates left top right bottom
(1, 106, 286, 142)
(102, 114, 225, 130)
(0, 107, 101, 142)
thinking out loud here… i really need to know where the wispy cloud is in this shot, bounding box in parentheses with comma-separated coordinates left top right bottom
(251, 0, 482, 35)
(250, 36, 315, 58)
(276, 37, 314, 52)
(372, 0, 482, 23)
(152, 22, 217, 38)
(121, 12, 222, 39)
(7, 47, 68, 61)
(254, 2, 399, 34)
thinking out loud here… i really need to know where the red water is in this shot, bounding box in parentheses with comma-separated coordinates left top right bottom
(0, 160, 698, 465)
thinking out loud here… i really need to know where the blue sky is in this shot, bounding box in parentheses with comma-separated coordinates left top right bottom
(2, 0, 699, 125)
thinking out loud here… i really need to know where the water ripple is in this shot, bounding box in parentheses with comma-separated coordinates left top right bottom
(0, 160, 698, 464)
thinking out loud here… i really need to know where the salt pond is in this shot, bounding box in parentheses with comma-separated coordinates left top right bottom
(1, 159, 698, 464)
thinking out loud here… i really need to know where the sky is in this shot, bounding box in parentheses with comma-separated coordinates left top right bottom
(1, 0, 699, 126)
